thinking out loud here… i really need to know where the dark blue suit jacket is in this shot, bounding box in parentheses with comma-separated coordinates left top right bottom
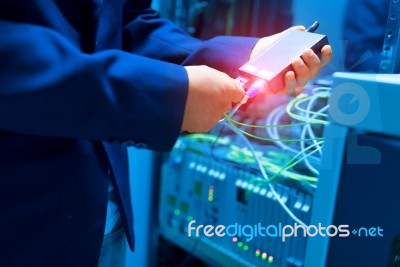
(0, 1, 257, 266)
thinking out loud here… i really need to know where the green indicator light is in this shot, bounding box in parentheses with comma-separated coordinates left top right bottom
(255, 249, 261, 257)
(194, 181, 202, 196)
(174, 209, 181, 216)
(237, 242, 243, 248)
(167, 196, 176, 206)
(243, 245, 249, 251)
(181, 202, 189, 213)
(187, 216, 193, 222)
(261, 252, 267, 260)
(268, 256, 274, 264)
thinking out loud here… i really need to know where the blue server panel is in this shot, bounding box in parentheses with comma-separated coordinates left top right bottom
(159, 139, 314, 267)
(158, 83, 329, 267)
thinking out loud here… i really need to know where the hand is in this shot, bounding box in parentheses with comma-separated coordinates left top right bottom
(182, 65, 245, 132)
(250, 26, 333, 95)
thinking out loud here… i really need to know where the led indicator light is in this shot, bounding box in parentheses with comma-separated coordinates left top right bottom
(268, 255, 274, 263)
(261, 252, 267, 260)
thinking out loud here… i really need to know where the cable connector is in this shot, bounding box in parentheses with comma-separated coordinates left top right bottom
(219, 80, 266, 122)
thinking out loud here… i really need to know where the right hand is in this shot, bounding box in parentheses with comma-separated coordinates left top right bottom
(182, 65, 245, 132)
(251, 26, 332, 95)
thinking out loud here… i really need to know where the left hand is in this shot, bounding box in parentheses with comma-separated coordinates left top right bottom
(250, 26, 332, 95)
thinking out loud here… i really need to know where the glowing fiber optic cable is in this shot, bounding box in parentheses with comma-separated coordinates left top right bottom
(265, 141, 323, 182)
(300, 104, 329, 174)
(222, 121, 309, 227)
(187, 133, 230, 145)
(225, 116, 323, 142)
(226, 113, 307, 128)
(286, 92, 330, 125)
(227, 148, 318, 183)
(268, 104, 302, 155)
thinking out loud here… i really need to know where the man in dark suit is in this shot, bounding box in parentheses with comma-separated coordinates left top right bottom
(0, 1, 331, 266)
(343, 0, 390, 72)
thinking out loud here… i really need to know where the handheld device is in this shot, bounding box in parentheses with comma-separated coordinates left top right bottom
(224, 22, 329, 119)
(238, 24, 328, 95)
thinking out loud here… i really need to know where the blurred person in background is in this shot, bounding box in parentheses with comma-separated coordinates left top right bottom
(343, 0, 390, 72)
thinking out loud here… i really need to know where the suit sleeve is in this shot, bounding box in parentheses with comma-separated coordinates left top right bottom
(1, 5, 258, 152)
(0, 20, 188, 151)
(122, 2, 259, 77)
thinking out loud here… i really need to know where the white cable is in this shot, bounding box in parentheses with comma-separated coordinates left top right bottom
(265, 103, 281, 139)
(300, 94, 323, 174)
(303, 94, 322, 154)
(266, 100, 321, 175)
(218, 95, 249, 123)
(303, 90, 331, 154)
(265, 104, 301, 155)
(218, 87, 331, 226)
(300, 106, 328, 175)
(299, 91, 330, 174)
(273, 106, 301, 154)
(222, 121, 308, 227)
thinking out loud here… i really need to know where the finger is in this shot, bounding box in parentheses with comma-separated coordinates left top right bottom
(220, 102, 232, 117)
(276, 25, 306, 39)
(320, 45, 332, 66)
(276, 26, 305, 41)
(285, 71, 297, 96)
(214, 70, 245, 103)
(288, 25, 306, 32)
(292, 58, 310, 88)
(302, 48, 321, 78)
(295, 86, 305, 96)
(230, 81, 246, 103)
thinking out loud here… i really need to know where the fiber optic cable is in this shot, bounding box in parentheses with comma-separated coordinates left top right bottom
(223, 88, 330, 174)
(225, 115, 307, 129)
(227, 146, 318, 183)
(300, 101, 329, 174)
(222, 120, 310, 227)
(225, 116, 323, 142)
(286, 91, 330, 125)
(268, 104, 302, 155)
(266, 141, 323, 183)
(219, 80, 265, 122)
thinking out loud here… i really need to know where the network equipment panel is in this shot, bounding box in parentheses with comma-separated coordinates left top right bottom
(159, 139, 312, 267)
(158, 17, 330, 267)
(158, 83, 328, 266)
